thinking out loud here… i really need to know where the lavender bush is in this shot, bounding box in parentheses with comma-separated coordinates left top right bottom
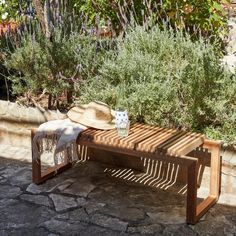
(78, 24, 236, 143)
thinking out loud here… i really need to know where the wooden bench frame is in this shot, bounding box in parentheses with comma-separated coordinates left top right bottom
(31, 126, 221, 225)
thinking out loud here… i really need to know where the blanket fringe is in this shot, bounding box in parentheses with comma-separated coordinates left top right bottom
(32, 119, 86, 174)
(32, 131, 76, 171)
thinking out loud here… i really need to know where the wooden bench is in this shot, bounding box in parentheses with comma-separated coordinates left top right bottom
(31, 123, 221, 225)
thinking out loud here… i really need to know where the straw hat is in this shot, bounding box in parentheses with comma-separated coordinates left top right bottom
(67, 101, 115, 130)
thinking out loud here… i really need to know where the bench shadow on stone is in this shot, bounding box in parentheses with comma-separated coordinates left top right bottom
(0, 145, 227, 226)
(0, 140, 212, 198)
(76, 145, 212, 197)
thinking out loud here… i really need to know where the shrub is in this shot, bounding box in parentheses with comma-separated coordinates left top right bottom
(4, 27, 109, 108)
(78, 25, 236, 143)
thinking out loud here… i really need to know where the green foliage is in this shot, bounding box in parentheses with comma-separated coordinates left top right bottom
(4, 28, 107, 104)
(78, 25, 236, 143)
(161, 0, 230, 36)
(1, 0, 235, 143)
(72, 0, 229, 37)
(75, 0, 117, 26)
(0, 0, 19, 22)
(0, 0, 230, 37)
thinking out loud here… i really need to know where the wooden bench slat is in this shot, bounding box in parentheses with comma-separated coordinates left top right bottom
(166, 133, 199, 153)
(171, 136, 204, 156)
(93, 129, 109, 140)
(102, 124, 142, 145)
(87, 124, 158, 148)
(163, 133, 196, 154)
(98, 124, 142, 144)
(114, 124, 145, 146)
(79, 124, 205, 158)
(155, 131, 188, 151)
(119, 126, 164, 149)
(167, 133, 204, 155)
(101, 130, 121, 145)
(131, 128, 166, 149)
(136, 129, 178, 152)
(98, 129, 117, 142)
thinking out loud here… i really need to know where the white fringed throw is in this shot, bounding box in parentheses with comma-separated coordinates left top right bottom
(32, 118, 87, 168)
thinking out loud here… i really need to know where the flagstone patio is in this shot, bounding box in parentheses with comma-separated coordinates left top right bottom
(0, 145, 236, 236)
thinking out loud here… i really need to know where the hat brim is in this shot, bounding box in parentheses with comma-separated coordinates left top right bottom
(67, 105, 116, 130)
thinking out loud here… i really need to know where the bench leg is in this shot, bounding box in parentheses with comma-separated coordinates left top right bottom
(186, 141, 221, 224)
(32, 153, 43, 184)
(209, 143, 221, 198)
(186, 161, 198, 224)
(32, 159, 72, 184)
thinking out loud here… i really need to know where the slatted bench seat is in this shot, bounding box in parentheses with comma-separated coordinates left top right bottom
(31, 123, 221, 225)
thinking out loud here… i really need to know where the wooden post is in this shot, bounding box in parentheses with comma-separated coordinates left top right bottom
(193, 139, 222, 224)
(209, 143, 221, 199)
(31, 129, 42, 184)
(203, 139, 222, 199)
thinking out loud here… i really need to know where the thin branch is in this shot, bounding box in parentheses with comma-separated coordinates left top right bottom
(58, 64, 81, 83)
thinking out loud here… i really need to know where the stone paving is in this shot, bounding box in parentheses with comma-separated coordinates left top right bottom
(0, 148, 236, 236)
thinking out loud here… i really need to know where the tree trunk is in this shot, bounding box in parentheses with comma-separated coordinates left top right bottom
(44, 0, 51, 38)
(32, 0, 46, 33)
(48, 93, 52, 109)
(66, 89, 73, 104)
(32, 0, 51, 38)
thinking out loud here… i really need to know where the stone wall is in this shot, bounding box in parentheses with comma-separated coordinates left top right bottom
(0, 100, 66, 147)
